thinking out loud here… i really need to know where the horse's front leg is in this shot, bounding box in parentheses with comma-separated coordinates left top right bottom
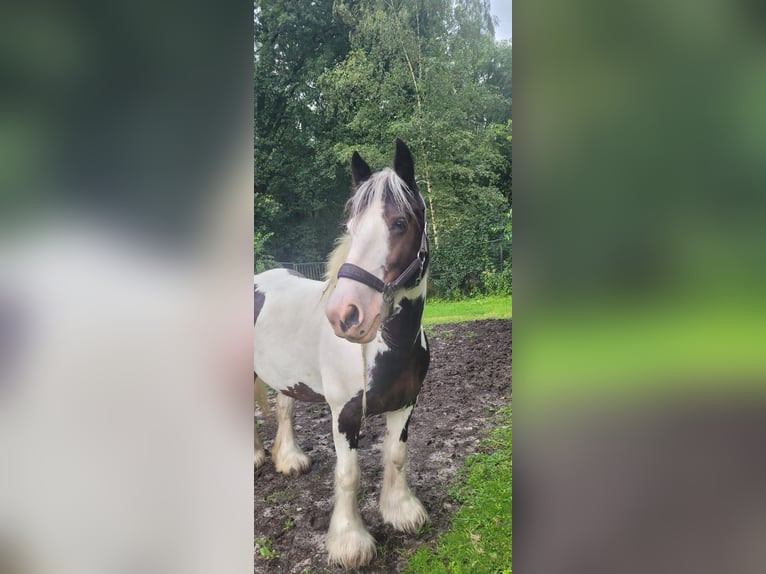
(326, 409, 376, 569)
(380, 406, 429, 532)
(271, 393, 311, 476)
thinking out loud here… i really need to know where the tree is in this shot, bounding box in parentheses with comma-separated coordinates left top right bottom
(254, 0, 350, 262)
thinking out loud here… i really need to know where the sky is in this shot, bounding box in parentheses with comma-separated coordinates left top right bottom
(492, 0, 512, 41)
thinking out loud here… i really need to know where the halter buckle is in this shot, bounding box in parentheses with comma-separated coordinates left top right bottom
(382, 285, 395, 304)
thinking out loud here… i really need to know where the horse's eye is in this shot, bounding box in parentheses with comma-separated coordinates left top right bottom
(392, 218, 407, 232)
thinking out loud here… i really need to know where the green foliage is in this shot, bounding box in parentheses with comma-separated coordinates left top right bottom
(254, 192, 278, 271)
(255, 536, 279, 560)
(480, 264, 512, 297)
(254, 0, 351, 261)
(429, 196, 509, 298)
(478, 209, 512, 296)
(254, 230, 275, 273)
(405, 406, 512, 574)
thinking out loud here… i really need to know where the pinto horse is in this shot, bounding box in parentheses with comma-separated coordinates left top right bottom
(254, 139, 430, 568)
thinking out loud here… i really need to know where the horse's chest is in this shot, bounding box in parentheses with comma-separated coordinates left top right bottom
(337, 343, 429, 449)
(367, 345, 429, 414)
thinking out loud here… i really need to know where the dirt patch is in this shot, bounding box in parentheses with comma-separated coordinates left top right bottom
(254, 319, 512, 573)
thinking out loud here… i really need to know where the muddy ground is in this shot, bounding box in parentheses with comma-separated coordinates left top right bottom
(254, 319, 512, 573)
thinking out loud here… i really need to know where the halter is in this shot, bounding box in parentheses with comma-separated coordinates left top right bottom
(336, 223, 428, 311)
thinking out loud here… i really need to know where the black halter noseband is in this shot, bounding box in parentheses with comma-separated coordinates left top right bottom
(337, 224, 428, 309)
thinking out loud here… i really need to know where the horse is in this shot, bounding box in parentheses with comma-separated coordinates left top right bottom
(253, 139, 430, 569)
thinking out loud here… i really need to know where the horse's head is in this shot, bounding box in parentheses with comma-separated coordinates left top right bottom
(325, 139, 428, 344)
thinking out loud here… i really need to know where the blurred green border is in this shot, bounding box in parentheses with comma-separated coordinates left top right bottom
(524, 294, 766, 406)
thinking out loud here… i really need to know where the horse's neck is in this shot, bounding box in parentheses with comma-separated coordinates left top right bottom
(380, 293, 426, 350)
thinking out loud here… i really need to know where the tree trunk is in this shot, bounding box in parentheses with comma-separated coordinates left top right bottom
(393, 0, 440, 248)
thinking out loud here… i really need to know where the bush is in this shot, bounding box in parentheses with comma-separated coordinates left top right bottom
(427, 188, 511, 299)
(429, 230, 511, 299)
(480, 263, 512, 296)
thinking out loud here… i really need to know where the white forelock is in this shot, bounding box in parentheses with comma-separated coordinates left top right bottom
(347, 168, 415, 233)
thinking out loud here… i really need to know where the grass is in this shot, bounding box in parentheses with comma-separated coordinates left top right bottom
(405, 407, 512, 574)
(423, 295, 512, 326)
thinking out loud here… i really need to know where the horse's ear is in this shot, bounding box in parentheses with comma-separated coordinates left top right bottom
(351, 151, 372, 187)
(393, 138, 416, 191)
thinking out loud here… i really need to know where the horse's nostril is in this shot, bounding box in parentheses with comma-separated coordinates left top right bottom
(345, 305, 360, 328)
(337, 305, 361, 334)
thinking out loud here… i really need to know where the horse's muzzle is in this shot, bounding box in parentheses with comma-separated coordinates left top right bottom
(326, 289, 381, 344)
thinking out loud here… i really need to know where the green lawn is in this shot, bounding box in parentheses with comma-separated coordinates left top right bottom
(406, 407, 512, 574)
(423, 295, 512, 326)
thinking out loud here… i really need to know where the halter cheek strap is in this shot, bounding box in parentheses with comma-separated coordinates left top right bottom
(337, 263, 385, 293)
(336, 228, 428, 307)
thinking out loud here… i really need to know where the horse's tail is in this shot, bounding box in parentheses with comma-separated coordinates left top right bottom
(254, 375, 271, 417)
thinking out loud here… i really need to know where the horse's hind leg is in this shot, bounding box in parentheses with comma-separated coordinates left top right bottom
(379, 406, 429, 532)
(272, 393, 311, 476)
(254, 424, 267, 468)
(254, 376, 268, 467)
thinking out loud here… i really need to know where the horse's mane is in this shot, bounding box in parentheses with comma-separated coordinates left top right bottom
(323, 233, 352, 294)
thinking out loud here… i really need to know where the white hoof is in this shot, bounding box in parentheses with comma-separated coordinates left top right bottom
(326, 524, 376, 569)
(254, 448, 268, 469)
(380, 491, 429, 533)
(273, 448, 311, 476)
